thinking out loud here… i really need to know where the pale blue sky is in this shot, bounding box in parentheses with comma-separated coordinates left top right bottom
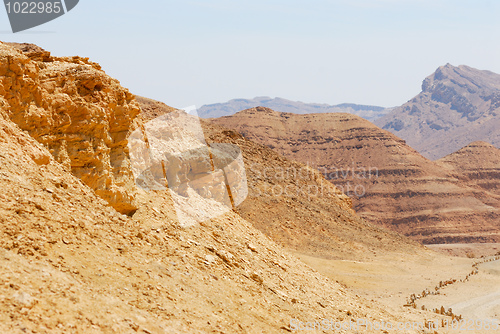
(1, 0, 499, 109)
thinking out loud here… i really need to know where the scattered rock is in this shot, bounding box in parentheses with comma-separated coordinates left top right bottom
(13, 291, 35, 308)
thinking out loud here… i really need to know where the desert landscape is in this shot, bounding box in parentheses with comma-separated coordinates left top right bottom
(1, 23, 500, 334)
(208, 64, 500, 332)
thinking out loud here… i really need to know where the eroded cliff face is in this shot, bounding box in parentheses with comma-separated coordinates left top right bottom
(0, 42, 139, 214)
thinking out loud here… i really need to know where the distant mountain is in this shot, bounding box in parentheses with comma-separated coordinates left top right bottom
(375, 64, 500, 160)
(198, 96, 389, 121)
(212, 107, 500, 244)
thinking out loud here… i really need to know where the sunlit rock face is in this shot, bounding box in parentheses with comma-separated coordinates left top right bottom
(0, 42, 139, 214)
(376, 64, 500, 160)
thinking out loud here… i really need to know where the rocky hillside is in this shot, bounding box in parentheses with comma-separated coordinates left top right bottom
(212, 107, 500, 244)
(437, 141, 500, 206)
(134, 98, 422, 260)
(375, 64, 500, 160)
(0, 110, 400, 333)
(203, 122, 423, 259)
(0, 41, 434, 332)
(199, 96, 389, 121)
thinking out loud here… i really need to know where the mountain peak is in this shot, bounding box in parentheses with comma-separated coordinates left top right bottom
(376, 64, 500, 159)
(232, 106, 279, 117)
(437, 141, 500, 198)
(422, 63, 500, 93)
(440, 140, 500, 160)
(463, 140, 498, 149)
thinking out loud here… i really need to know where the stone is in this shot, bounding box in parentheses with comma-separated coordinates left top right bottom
(13, 291, 34, 308)
(0, 42, 139, 214)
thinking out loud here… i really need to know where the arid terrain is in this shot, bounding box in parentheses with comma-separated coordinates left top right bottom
(1, 41, 500, 334)
(212, 107, 500, 244)
(375, 64, 500, 160)
(1, 41, 415, 333)
(437, 141, 500, 204)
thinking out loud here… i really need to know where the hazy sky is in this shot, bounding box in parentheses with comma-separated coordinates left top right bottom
(1, 0, 499, 109)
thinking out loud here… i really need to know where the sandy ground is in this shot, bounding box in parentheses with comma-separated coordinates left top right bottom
(426, 243, 500, 258)
(295, 245, 500, 333)
(415, 259, 500, 329)
(295, 250, 473, 308)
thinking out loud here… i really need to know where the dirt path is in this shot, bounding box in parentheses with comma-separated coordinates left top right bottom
(295, 248, 500, 333)
(448, 289, 500, 324)
(414, 257, 500, 326)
